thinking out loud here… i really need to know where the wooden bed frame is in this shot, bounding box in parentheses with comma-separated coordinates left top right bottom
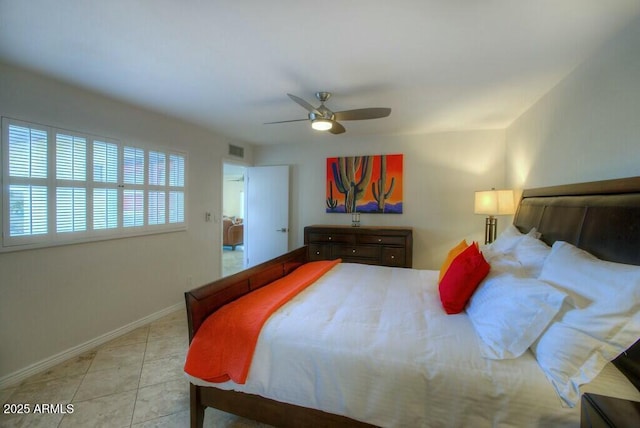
(185, 176, 640, 427)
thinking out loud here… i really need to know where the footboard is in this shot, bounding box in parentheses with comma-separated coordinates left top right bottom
(185, 246, 307, 427)
(185, 246, 309, 341)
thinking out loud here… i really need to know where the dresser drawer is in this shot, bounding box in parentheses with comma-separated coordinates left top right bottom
(358, 234, 407, 246)
(308, 244, 331, 261)
(382, 247, 406, 266)
(333, 245, 380, 260)
(307, 232, 356, 244)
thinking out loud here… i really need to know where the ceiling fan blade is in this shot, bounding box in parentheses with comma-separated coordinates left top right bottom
(263, 118, 308, 124)
(334, 107, 391, 121)
(287, 93, 320, 114)
(329, 121, 346, 135)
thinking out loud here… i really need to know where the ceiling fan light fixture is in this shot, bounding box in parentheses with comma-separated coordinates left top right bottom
(311, 118, 333, 131)
(265, 92, 389, 135)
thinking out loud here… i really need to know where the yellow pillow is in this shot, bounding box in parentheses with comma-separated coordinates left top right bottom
(439, 240, 468, 283)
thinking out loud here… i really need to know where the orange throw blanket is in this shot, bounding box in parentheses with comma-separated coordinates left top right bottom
(184, 259, 341, 384)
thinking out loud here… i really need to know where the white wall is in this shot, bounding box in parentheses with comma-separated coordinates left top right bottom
(254, 130, 507, 270)
(0, 63, 252, 383)
(223, 180, 245, 218)
(506, 17, 640, 189)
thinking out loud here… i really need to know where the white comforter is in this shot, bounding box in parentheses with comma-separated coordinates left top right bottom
(188, 263, 639, 427)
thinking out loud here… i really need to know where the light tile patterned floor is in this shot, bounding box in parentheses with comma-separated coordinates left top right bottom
(222, 246, 244, 277)
(0, 309, 271, 428)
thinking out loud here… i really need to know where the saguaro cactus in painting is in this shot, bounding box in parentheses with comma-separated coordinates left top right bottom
(331, 156, 373, 213)
(326, 180, 338, 210)
(372, 155, 395, 212)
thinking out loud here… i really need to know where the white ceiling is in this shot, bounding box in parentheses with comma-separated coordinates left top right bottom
(1, 1, 639, 146)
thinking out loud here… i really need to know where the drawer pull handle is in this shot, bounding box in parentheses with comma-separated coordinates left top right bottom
(328, 236, 332, 240)
(391, 255, 395, 259)
(378, 238, 382, 242)
(352, 249, 356, 253)
(316, 251, 320, 255)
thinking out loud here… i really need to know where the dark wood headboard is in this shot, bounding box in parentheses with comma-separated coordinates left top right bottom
(512, 176, 640, 391)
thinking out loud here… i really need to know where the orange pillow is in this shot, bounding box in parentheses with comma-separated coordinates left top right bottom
(439, 240, 468, 282)
(438, 243, 490, 314)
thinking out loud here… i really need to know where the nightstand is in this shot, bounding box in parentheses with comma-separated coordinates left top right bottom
(581, 393, 640, 427)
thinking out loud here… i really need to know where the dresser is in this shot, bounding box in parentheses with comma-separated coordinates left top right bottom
(304, 225, 413, 268)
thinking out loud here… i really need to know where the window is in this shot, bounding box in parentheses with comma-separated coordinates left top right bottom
(56, 133, 87, 233)
(148, 150, 166, 226)
(7, 123, 48, 242)
(123, 146, 145, 228)
(169, 154, 185, 223)
(2, 118, 187, 250)
(93, 140, 119, 230)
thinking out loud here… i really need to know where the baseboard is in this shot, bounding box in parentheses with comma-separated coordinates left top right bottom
(0, 302, 183, 390)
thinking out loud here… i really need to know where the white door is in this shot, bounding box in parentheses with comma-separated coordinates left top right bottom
(246, 165, 289, 267)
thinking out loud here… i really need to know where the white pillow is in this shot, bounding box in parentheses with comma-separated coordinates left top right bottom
(511, 235, 551, 278)
(467, 273, 567, 359)
(488, 224, 524, 253)
(483, 232, 549, 278)
(527, 227, 542, 239)
(532, 241, 640, 407)
(489, 224, 541, 254)
(483, 252, 523, 274)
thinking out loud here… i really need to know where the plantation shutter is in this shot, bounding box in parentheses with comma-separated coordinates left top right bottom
(93, 140, 119, 230)
(6, 123, 49, 239)
(148, 151, 166, 225)
(2, 117, 187, 250)
(169, 153, 185, 223)
(123, 146, 145, 228)
(55, 133, 87, 233)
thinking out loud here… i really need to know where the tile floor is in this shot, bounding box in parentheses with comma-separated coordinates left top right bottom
(0, 309, 270, 428)
(222, 246, 244, 277)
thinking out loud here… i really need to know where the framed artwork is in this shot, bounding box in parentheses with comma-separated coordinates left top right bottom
(326, 154, 403, 214)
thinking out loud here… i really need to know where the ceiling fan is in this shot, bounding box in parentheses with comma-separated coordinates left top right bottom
(265, 92, 391, 135)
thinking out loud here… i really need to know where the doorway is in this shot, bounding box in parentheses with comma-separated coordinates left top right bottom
(222, 163, 246, 276)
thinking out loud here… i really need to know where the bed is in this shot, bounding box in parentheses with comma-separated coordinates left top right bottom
(184, 176, 640, 427)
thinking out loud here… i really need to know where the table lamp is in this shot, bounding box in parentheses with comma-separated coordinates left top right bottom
(474, 189, 515, 244)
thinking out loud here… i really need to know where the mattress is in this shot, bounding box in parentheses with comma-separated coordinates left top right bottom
(187, 262, 640, 427)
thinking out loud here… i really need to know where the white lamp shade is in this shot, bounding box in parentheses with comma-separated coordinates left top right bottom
(474, 189, 515, 216)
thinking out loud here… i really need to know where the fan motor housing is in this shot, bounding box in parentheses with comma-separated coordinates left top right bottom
(308, 110, 335, 121)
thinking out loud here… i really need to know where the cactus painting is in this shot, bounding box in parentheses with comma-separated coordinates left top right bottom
(326, 154, 403, 214)
(326, 180, 338, 211)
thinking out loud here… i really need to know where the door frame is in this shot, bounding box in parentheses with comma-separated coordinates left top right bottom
(221, 160, 248, 276)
